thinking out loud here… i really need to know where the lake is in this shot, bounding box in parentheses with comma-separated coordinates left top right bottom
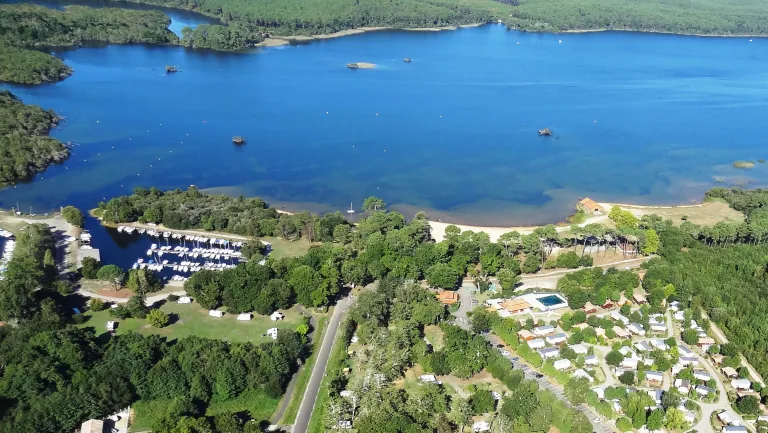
(2, 22, 768, 233)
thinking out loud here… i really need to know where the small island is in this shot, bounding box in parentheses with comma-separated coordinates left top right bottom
(538, 128, 553, 136)
(733, 160, 755, 169)
(346, 62, 376, 69)
(404, 58, 412, 63)
(232, 136, 245, 145)
(165, 65, 178, 73)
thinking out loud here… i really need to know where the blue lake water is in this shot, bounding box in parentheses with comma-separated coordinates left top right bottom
(3, 22, 768, 238)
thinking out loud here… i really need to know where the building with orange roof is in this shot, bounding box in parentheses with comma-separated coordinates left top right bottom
(577, 198, 605, 214)
(501, 298, 533, 315)
(437, 291, 459, 305)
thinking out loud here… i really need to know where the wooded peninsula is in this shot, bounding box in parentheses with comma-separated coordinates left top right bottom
(0, 90, 68, 184)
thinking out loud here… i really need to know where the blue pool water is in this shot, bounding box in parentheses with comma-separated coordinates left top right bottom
(538, 295, 566, 307)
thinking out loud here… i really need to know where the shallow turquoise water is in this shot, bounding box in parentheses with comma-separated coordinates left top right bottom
(2, 23, 768, 225)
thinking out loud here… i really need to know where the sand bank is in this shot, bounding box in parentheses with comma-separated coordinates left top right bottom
(259, 23, 484, 46)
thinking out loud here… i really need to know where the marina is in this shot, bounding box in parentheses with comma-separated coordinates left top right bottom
(112, 226, 255, 282)
(0, 230, 15, 280)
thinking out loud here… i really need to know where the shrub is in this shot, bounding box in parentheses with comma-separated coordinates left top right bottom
(81, 257, 100, 279)
(167, 294, 180, 302)
(89, 298, 106, 311)
(147, 309, 169, 328)
(616, 417, 633, 432)
(619, 371, 635, 385)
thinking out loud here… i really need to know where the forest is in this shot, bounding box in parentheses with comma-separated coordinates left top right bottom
(506, 0, 768, 35)
(0, 90, 69, 184)
(114, 0, 501, 36)
(115, 0, 768, 37)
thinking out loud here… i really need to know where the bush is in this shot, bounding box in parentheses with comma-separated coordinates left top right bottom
(109, 304, 131, 319)
(616, 417, 633, 432)
(619, 371, 635, 385)
(127, 295, 149, 319)
(556, 251, 580, 269)
(147, 309, 169, 328)
(55, 280, 74, 295)
(89, 298, 106, 311)
(579, 255, 593, 267)
(62, 206, 85, 227)
(167, 294, 180, 302)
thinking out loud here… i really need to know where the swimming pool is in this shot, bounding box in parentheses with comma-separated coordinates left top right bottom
(538, 294, 567, 307)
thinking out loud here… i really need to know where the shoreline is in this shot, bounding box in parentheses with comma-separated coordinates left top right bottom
(257, 23, 484, 47)
(557, 27, 767, 38)
(88, 198, 733, 245)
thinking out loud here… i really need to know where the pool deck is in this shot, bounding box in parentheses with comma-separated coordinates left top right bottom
(521, 292, 569, 311)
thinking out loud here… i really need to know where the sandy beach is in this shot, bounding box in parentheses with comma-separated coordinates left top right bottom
(258, 23, 484, 46)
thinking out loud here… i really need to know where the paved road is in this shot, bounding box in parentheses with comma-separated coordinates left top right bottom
(484, 334, 615, 433)
(293, 295, 354, 433)
(517, 257, 650, 290)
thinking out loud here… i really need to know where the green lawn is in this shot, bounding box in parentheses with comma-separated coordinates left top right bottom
(80, 302, 302, 343)
(262, 236, 317, 260)
(279, 316, 329, 424)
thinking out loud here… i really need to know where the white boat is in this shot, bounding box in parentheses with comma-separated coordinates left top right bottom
(117, 226, 125, 232)
(151, 243, 158, 249)
(146, 250, 152, 256)
(137, 258, 144, 263)
(132, 263, 138, 269)
(162, 260, 168, 265)
(347, 202, 355, 214)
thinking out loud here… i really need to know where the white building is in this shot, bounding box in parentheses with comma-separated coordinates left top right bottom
(570, 344, 588, 355)
(539, 347, 560, 359)
(533, 325, 556, 336)
(591, 387, 606, 400)
(611, 311, 630, 325)
(554, 359, 572, 371)
(646, 371, 663, 385)
(650, 322, 667, 333)
(674, 310, 685, 321)
(723, 427, 747, 433)
(106, 321, 116, 331)
(674, 378, 691, 393)
(679, 356, 699, 366)
(420, 374, 437, 383)
(628, 322, 645, 335)
(473, 421, 491, 432)
(619, 346, 637, 358)
(178, 296, 192, 304)
(266, 327, 279, 339)
(634, 341, 653, 352)
(695, 385, 715, 396)
(237, 313, 252, 321)
(528, 338, 546, 349)
(731, 379, 751, 390)
(209, 310, 224, 318)
(621, 357, 639, 370)
(693, 370, 711, 381)
(718, 411, 741, 426)
(678, 345, 694, 357)
(650, 339, 669, 350)
(584, 355, 599, 366)
(572, 368, 594, 382)
(546, 333, 567, 345)
(270, 311, 285, 321)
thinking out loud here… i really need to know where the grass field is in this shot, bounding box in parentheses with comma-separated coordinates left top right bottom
(80, 302, 302, 343)
(262, 236, 317, 260)
(424, 325, 445, 351)
(279, 316, 329, 425)
(619, 200, 744, 227)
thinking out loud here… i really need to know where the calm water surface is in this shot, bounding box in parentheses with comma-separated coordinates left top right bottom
(2, 24, 768, 233)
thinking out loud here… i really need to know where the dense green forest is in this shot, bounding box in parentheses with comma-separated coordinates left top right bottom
(0, 45, 72, 85)
(0, 4, 179, 84)
(114, 0, 502, 35)
(0, 91, 69, 184)
(117, 0, 768, 36)
(507, 0, 768, 35)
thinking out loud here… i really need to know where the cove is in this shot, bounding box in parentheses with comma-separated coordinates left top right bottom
(2, 24, 768, 230)
(1, 0, 221, 36)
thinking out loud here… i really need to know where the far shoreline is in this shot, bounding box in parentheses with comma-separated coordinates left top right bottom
(87, 196, 739, 244)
